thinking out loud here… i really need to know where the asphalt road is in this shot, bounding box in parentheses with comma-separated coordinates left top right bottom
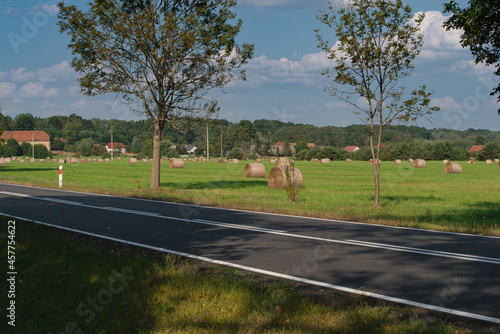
(1, 183, 499, 324)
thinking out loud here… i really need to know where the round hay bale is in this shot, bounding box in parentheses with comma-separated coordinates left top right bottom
(494, 158, 499, 163)
(104, 158, 110, 162)
(244, 163, 265, 178)
(129, 157, 137, 164)
(445, 161, 462, 174)
(408, 158, 414, 163)
(276, 157, 291, 167)
(310, 158, 318, 162)
(413, 159, 426, 168)
(269, 159, 276, 164)
(468, 160, 475, 165)
(69, 158, 78, 164)
(5, 158, 11, 164)
(59, 158, 66, 164)
(141, 159, 148, 163)
(256, 158, 261, 162)
(345, 159, 351, 163)
(0, 158, 4, 165)
(486, 159, 492, 165)
(52, 159, 57, 162)
(30, 158, 36, 163)
(39, 159, 45, 163)
(80, 159, 87, 164)
(443, 160, 449, 164)
(97, 159, 104, 163)
(19, 159, 24, 163)
(394, 159, 402, 164)
(229, 158, 239, 163)
(268, 166, 303, 189)
(318, 158, 330, 164)
(169, 158, 184, 169)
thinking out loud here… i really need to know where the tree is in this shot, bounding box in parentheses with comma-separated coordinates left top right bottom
(58, 0, 253, 189)
(316, 0, 439, 209)
(474, 134, 485, 145)
(13, 113, 35, 131)
(6, 138, 22, 156)
(443, 0, 500, 115)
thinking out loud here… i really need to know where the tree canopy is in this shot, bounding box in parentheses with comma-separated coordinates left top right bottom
(316, 0, 439, 209)
(443, 0, 500, 115)
(58, 0, 253, 188)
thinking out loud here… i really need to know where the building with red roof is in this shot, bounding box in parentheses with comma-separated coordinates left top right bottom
(469, 145, 484, 153)
(105, 142, 126, 153)
(344, 146, 360, 153)
(0, 131, 50, 150)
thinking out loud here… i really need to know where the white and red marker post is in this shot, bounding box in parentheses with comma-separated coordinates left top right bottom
(59, 165, 62, 188)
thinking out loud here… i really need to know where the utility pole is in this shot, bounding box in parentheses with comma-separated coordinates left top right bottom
(206, 125, 209, 162)
(110, 127, 113, 161)
(220, 121, 223, 159)
(31, 131, 34, 159)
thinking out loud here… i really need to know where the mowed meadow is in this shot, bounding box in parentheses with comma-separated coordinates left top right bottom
(0, 158, 499, 235)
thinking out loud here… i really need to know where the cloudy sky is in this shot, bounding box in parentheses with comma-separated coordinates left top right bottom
(1, 0, 498, 131)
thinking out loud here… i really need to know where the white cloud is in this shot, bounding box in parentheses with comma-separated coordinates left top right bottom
(67, 86, 81, 95)
(3, 6, 19, 15)
(416, 11, 463, 58)
(19, 82, 58, 98)
(70, 99, 87, 109)
(38, 61, 77, 82)
(0, 72, 7, 81)
(10, 67, 36, 82)
(431, 96, 461, 110)
(0, 82, 16, 98)
(40, 99, 56, 108)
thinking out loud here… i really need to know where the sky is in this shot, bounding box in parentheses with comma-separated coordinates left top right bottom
(0, 0, 499, 131)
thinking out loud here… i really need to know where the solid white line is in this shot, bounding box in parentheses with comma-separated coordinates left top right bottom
(2, 211, 499, 325)
(2, 182, 500, 240)
(2, 190, 500, 264)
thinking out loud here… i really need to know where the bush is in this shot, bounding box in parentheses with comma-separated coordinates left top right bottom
(228, 147, 243, 160)
(297, 149, 309, 161)
(0, 144, 13, 157)
(248, 152, 258, 160)
(33, 144, 52, 159)
(21, 142, 32, 156)
(6, 138, 22, 156)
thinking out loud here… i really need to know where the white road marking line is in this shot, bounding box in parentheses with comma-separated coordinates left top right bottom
(0, 191, 30, 197)
(2, 211, 500, 325)
(2, 190, 500, 264)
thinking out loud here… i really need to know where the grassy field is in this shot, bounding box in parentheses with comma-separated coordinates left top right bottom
(2, 217, 489, 334)
(0, 157, 499, 235)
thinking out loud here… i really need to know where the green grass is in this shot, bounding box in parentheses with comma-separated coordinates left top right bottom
(2, 217, 484, 333)
(0, 158, 499, 235)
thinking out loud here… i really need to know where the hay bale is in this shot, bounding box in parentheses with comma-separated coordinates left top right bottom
(310, 158, 319, 162)
(394, 159, 402, 164)
(256, 158, 261, 162)
(141, 159, 148, 163)
(494, 158, 499, 163)
(129, 157, 137, 164)
(59, 159, 66, 164)
(276, 157, 291, 167)
(19, 159, 24, 163)
(104, 158, 110, 162)
(408, 158, 414, 163)
(269, 159, 276, 164)
(80, 159, 87, 164)
(39, 159, 44, 163)
(169, 158, 184, 169)
(413, 159, 426, 168)
(97, 159, 104, 163)
(30, 158, 36, 163)
(245, 163, 265, 178)
(468, 160, 475, 165)
(69, 158, 79, 164)
(345, 159, 351, 163)
(229, 158, 239, 163)
(445, 161, 462, 174)
(268, 166, 303, 189)
(486, 159, 492, 165)
(318, 158, 330, 164)
(0, 158, 4, 165)
(443, 160, 449, 164)
(4, 158, 11, 164)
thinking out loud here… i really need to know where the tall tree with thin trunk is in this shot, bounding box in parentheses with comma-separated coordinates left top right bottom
(316, 0, 439, 209)
(58, 0, 253, 188)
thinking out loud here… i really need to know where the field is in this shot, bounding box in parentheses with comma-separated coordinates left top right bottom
(0, 157, 499, 235)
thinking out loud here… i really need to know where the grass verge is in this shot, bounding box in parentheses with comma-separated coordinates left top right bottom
(2, 216, 498, 333)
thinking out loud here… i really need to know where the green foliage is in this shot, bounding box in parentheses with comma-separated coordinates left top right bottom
(90, 144, 107, 157)
(294, 141, 308, 153)
(6, 138, 22, 156)
(297, 149, 309, 161)
(284, 160, 301, 203)
(77, 138, 95, 157)
(227, 147, 243, 160)
(248, 152, 258, 160)
(20, 142, 32, 156)
(0, 144, 12, 157)
(474, 135, 485, 145)
(444, 0, 500, 114)
(477, 142, 499, 161)
(33, 144, 51, 159)
(13, 113, 35, 131)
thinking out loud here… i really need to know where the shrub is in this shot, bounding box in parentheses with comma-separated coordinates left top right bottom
(228, 147, 243, 160)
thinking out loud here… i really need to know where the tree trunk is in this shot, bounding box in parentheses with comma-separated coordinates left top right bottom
(373, 162, 380, 209)
(150, 120, 162, 189)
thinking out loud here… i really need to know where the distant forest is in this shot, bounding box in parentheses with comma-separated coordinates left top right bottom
(1, 112, 499, 161)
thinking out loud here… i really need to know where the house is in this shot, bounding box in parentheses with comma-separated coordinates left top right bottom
(307, 143, 316, 149)
(0, 131, 50, 150)
(185, 145, 197, 154)
(344, 146, 360, 153)
(469, 145, 483, 153)
(105, 142, 126, 153)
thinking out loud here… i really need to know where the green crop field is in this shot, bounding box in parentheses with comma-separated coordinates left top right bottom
(0, 158, 499, 235)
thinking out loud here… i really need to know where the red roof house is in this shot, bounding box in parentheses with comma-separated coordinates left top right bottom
(105, 142, 126, 153)
(344, 146, 360, 153)
(0, 131, 50, 150)
(469, 145, 483, 153)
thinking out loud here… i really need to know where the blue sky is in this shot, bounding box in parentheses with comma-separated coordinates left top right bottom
(1, 0, 498, 131)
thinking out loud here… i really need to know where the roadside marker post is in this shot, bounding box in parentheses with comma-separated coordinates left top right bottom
(59, 165, 62, 188)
